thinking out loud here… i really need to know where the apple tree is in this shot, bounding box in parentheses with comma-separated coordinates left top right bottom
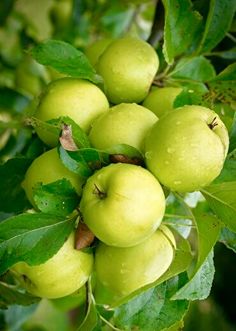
(0, 0, 236, 330)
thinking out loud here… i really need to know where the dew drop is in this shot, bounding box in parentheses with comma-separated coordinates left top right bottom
(145, 151, 153, 159)
(174, 180, 182, 185)
(167, 147, 174, 154)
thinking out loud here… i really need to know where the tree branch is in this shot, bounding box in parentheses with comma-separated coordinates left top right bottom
(147, 0, 165, 47)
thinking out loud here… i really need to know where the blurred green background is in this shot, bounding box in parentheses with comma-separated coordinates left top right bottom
(0, 1, 236, 330)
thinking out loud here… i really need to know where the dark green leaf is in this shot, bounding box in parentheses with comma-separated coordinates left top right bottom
(59, 144, 144, 179)
(30, 40, 101, 84)
(197, 0, 236, 54)
(208, 47, 236, 60)
(0, 282, 39, 309)
(229, 114, 236, 152)
(173, 82, 208, 108)
(28, 115, 91, 150)
(201, 181, 236, 232)
(220, 227, 236, 253)
(172, 250, 215, 300)
(162, 0, 203, 64)
(59, 146, 93, 178)
(0, 88, 30, 114)
(0, 213, 75, 275)
(207, 63, 236, 104)
(114, 276, 189, 331)
(170, 56, 216, 82)
(213, 156, 236, 184)
(33, 179, 79, 217)
(0, 157, 32, 213)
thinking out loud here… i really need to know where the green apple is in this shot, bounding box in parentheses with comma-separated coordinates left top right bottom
(142, 87, 183, 118)
(80, 163, 166, 247)
(34, 77, 109, 146)
(89, 103, 158, 153)
(11, 232, 93, 299)
(144, 105, 229, 192)
(85, 38, 113, 67)
(95, 225, 175, 299)
(22, 148, 85, 207)
(50, 0, 73, 29)
(97, 36, 159, 104)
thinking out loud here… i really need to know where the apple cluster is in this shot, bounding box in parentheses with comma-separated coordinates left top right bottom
(12, 36, 229, 301)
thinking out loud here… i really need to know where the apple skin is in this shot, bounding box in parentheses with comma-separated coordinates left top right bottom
(80, 163, 166, 247)
(89, 103, 158, 153)
(35, 78, 109, 146)
(144, 105, 229, 192)
(97, 36, 159, 104)
(85, 38, 113, 67)
(22, 148, 85, 207)
(142, 87, 182, 118)
(95, 225, 175, 299)
(11, 232, 93, 299)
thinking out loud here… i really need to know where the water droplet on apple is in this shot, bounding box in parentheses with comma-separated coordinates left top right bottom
(165, 160, 169, 165)
(176, 121, 181, 125)
(167, 147, 174, 154)
(145, 151, 153, 159)
(174, 180, 182, 185)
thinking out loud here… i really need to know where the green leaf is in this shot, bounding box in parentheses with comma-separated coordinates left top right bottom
(162, 0, 202, 64)
(173, 82, 208, 108)
(169, 202, 220, 301)
(33, 179, 79, 217)
(171, 250, 215, 300)
(170, 56, 216, 82)
(30, 40, 101, 84)
(59, 144, 144, 179)
(229, 114, 236, 152)
(164, 193, 193, 238)
(114, 276, 189, 331)
(0, 213, 75, 275)
(201, 181, 236, 232)
(197, 0, 236, 54)
(58, 146, 93, 178)
(0, 157, 32, 213)
(0, 88, 30, 114)
(213, 157, 236, 184)
(0, 282, 39, 309)
(78, 282, 98, 331)
(220, 227, 236, 253)
(207, 63, 236, 104)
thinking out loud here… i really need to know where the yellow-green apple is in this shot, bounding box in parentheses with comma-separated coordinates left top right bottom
(80, 163, 166, 247)
(11, 232, 93, 299)
(85, 38, 113, 67)
(144, 105, 229, 192)
(89, 103, 158, 153)
(34, 77, 109, 146)
(142, 87, 182, 118)
(97, 36, 159, 104)
(95, 225, 175, 299)
(22, 148, 84, 207)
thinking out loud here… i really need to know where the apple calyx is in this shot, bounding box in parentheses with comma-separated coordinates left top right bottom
(208, 117, 218, 130)
(93, 183, 107, 199)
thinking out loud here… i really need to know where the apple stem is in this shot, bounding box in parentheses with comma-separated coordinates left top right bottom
(208, 117, 218, 130)
(93, 183, 107, 199)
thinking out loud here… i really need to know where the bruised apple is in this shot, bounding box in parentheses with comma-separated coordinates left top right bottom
(11, 233, 93, 299)
(80, 163, 165, 247)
